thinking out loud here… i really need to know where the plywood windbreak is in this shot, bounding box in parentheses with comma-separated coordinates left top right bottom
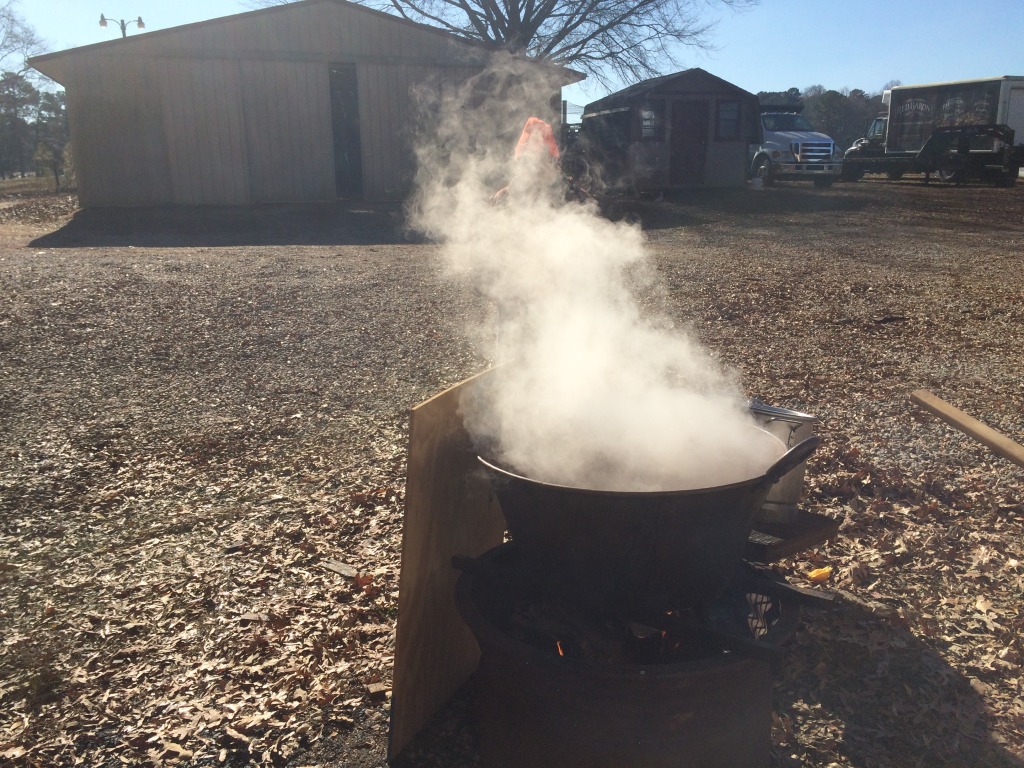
(388, 371, 505, 761)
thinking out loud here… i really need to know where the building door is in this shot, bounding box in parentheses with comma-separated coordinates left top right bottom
(669, 100, 708, 186)
(1008, 87, 1024, 140)
(329, 64, 363, 198)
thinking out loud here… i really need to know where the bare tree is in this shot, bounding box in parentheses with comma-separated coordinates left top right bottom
(0, 1, 42, 73)
(247, 0, 757, 87)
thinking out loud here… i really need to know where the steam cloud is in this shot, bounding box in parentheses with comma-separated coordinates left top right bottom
(408, 58, 780, 491)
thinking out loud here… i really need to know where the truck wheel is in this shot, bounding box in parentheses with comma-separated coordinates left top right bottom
(996, 168, 1018, 187)
(935, 159, 963, 184)
(886, 170, 904, 180)
(841, 166, 863, 182)
(754, 157, 775, 186)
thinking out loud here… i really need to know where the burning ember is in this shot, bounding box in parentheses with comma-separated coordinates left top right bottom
(454, 544, 796, 768)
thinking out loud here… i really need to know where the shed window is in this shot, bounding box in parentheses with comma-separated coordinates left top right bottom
(716, 100, 741, 140)
(640, 102, 664, 140)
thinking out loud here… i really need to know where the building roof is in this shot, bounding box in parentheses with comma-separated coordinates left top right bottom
(583, 67, 754, 115)
(30, 0, 583, 86)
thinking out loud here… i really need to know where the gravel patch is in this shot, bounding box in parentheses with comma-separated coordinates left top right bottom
(1, 179, 1022, 767)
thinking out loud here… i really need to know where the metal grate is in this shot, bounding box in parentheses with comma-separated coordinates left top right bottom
(794, 141, 834, 162)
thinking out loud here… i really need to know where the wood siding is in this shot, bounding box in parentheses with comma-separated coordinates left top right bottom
(582, 69, 757, 190)
(65, 58, 173, 206)
(127, 1, 483, 67)
(159, 58, 250, 205)
(35, 0, 557, 206)
(238, 59, 334, 203)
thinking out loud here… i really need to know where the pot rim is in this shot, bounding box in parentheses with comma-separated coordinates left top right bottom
(477, 427, 787, 497)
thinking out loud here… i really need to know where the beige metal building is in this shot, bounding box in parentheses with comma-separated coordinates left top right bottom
(29, 0, 581, 207)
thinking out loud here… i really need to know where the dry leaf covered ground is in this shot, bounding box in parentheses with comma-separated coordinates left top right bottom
(1, 177, 1022, 768)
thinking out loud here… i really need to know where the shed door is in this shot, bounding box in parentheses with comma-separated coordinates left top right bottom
(330, 64, 363, 198)
(670, 100, 708, 185)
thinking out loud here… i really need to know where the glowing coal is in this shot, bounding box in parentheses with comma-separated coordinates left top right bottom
(408, 59, 772, 492)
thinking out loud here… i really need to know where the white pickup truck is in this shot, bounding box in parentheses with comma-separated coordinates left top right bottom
(749, 108, 842, 187)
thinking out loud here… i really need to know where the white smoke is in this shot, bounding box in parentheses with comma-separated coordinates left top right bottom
(408, 58, 781, 491)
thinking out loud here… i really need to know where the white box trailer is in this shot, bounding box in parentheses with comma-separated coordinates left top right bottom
(843, 75, 1024, 185)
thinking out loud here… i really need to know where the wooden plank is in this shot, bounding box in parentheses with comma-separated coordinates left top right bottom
(176, 59, 207, 204)
(360, 63, 382, 201)
(134, 63, 174, 204)
(159, 59, 190, 203)
(302, 63, 333, 201)
(184, 59, 215, 204)
(225, 61, 251, 203)
(388, 370, 506, 761)
(910, 389, 1024, 469)
(214, 60, 246, 204)
(282, 60, 301, 200)
(240, 59, 275, 202)
(198, 61, 227, 203)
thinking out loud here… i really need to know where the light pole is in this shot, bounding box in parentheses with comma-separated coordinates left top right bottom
(99, 14, 145, 38)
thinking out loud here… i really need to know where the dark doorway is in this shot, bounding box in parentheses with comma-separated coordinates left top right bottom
(669, 100, 708, 186)
(329, 64, 363, 198)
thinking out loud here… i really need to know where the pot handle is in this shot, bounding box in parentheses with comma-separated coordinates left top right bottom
(764, 435, 820, 484)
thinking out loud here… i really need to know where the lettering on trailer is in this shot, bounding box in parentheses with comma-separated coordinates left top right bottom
(940, 97, 966, 124)
(971, 97, 994, 123)
(939, 95, 994, 127)
(896, 98, 931, 118)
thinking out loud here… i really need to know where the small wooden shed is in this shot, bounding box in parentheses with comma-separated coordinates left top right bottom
(29, 0, 581, 207)
(580, 68, 760, 192)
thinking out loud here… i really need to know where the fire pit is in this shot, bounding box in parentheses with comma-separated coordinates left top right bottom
(455, 544, 800, 768)
(387, 374, 837, 765)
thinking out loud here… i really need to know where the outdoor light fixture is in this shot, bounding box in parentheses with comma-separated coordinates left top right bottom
(99, 14, 145, 38)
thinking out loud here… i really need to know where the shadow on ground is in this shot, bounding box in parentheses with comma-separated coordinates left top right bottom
(774, 599, 1023, 767)
(649, 184, 875, 229)
(378, 599, 1022, 768)
(28, 186, 882, 249)
(30, 201, 420, 248)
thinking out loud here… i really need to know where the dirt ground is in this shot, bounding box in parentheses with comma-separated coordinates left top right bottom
(1, 176, 1022, 768)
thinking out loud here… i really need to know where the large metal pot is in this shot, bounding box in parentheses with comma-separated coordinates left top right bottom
(749, 400, 819, 520)
(477, 433, 819, 615)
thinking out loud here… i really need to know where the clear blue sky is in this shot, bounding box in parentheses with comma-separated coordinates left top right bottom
(23, 0, 1024, 105)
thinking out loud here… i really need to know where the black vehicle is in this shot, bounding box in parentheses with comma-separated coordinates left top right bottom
(843, 76, 1024, 185)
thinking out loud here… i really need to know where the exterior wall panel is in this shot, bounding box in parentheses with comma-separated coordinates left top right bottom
(358, 62, 441, 201)
(124, 0, 482, 65)
(240, 59, 335, 203)
(361, 63, 387, 200)
(31, 0, 576, 206)
(65, 59, 172, 207)
(582, 70, 758, 190)
(158, 58, 250, 205)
